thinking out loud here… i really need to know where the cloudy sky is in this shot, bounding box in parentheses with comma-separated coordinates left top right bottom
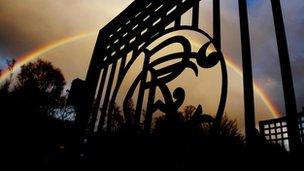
(0, 0, 303, 131)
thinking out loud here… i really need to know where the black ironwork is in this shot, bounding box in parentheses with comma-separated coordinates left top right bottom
(238, 0, 256, 145)
(259, 109, 304, 151)
(271, 0, 301, 152)
(213, 0, 221, 49)
(259, 117, 289, 150)
(67, 0, 301, 152)
(210, 0, 227, 134)
(81, 0, 228, 135)
(123, 33, 226, 133)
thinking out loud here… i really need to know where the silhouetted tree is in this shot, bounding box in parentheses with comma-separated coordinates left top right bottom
(218, 116, 244, 141)
(14, 59, 66, 115)
(124, 99, 135, 125)
(153, 105, 244, 142)
(183, 105, 196, 121)
(110, 103, 124, 131)
(0, 79, 10, 95)
(51, 105, 76, 121)
(121, 99, 137, 133)
(0, 59, 15, 95)
(0, 59, 75, 168)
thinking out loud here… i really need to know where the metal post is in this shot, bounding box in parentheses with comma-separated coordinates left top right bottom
(238, 0, 256, 146)
(271, 0, 300, 152)
(213, 0, 221, 49)
(192, 1, 199, 28)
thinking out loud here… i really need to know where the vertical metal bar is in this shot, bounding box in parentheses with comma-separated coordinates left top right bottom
(89, 65, 109, 133)
(192, 0, 199, 28)
(107, 55, 127, 130)
(144, 83, 156, 134)
(210, 0, 224, 135)
(259, 122, 265, 138)
(271, 0, 300, 152)
(97, 61, 117, 133)
(213, 0, 221, 49)
(86, 30, 105, 107)
(134, 54, 150, 130)
(76, 30, 103, 137)
(175, 0, 182, 27)
(238, 0, 256, 146)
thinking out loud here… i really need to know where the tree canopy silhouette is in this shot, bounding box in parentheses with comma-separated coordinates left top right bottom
(0, 59, 75, 168)
(0, 59, 16, 95)
(14, 59, 66, 111)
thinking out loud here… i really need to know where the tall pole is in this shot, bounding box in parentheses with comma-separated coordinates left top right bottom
(213, 0, 221, 49)
(271, 0, 300, 152)
(238, 0, 256, 146)
(192, 0, 199, 28)
(211, 0, 225, 134)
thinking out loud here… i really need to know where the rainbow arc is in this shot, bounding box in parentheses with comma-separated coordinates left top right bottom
(0, 31, 280, 118)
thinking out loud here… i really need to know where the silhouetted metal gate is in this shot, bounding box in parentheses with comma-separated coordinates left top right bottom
(70, 0, 300, 152)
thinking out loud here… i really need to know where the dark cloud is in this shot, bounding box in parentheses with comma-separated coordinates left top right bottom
(0, 56, 10, 70)
(248, 0, 304, 113)
(0, 0, 131, 62)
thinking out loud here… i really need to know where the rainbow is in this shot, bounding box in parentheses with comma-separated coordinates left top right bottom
(223, 57, 280, 117)
(0, 31, 97, 83)
(0, 31, 280, 118)
(192, 42, 281, 117)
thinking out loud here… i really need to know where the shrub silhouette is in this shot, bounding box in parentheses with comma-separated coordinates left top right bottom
(0, 59, 75, 168)
(0, 60, 294, 169)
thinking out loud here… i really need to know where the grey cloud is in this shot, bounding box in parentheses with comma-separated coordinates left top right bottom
(248, 0, 304, 113)
(0, 0, 132, 60)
